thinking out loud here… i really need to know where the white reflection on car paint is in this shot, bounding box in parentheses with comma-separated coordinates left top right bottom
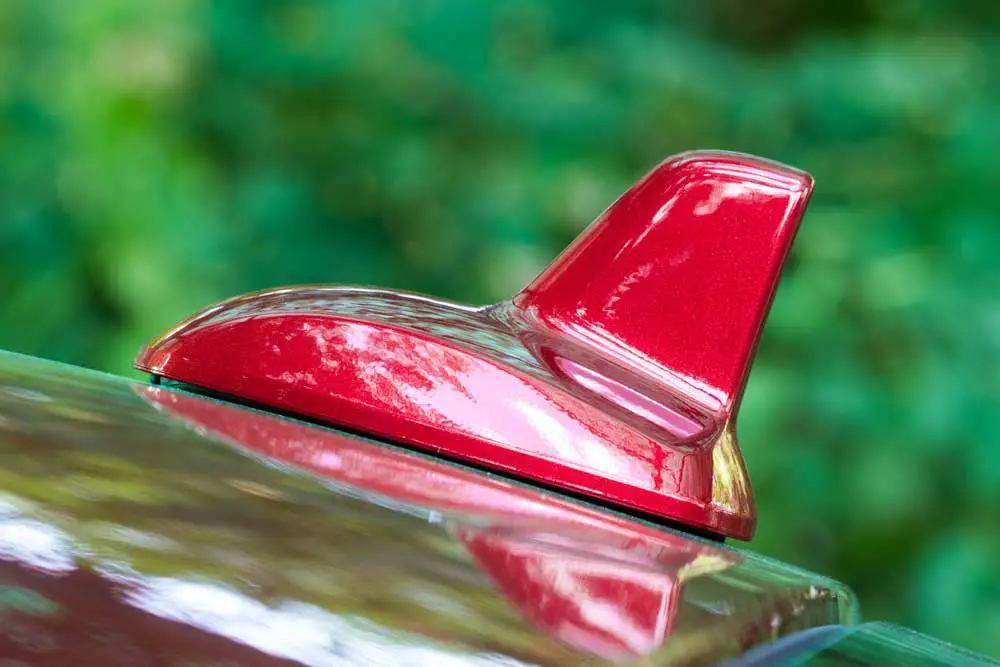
(128, 577, 530, 667)
(0, 502, 528, 667)
(0, 504, 78, 573)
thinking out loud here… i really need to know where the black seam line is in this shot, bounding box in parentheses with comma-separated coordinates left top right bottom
(152, 375, 726, 544)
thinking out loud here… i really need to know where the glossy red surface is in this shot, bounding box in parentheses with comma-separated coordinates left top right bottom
(141, 386, 735, 662)
(516, 152, 812, 411)
(135, 151, 813, 540)
(459, 527, 690, 661)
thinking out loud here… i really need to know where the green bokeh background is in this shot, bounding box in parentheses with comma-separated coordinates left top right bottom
(2, 0, 999, 657)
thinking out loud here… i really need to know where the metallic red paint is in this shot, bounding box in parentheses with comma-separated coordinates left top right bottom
(516, 152, 811, 411)
(135, 151, 813, 540)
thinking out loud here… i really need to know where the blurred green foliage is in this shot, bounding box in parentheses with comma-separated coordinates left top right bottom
(1, 0, 999, 657)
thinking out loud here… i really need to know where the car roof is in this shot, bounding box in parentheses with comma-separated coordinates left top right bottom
(0, 351, 855, 666)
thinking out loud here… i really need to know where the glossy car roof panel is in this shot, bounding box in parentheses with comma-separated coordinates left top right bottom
(0, 352, 855, 666)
